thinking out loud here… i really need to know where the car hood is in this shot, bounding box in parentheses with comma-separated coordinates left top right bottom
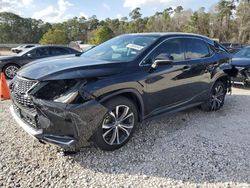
(17, 55, 126, 81)
(232, 58, 250, 67)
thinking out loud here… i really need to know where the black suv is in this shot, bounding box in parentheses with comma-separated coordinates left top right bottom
(10, 33, 235, 152)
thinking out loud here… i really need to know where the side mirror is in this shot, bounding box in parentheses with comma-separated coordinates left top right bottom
(151, 53, 174, 69)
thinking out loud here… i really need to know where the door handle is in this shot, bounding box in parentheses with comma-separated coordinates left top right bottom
(183, 65, 191, 71)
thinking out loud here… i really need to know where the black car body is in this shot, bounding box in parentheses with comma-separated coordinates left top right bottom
(0, 45, 80, 79)
(9, 33, 236, 152)
(232, 46, 250, 84)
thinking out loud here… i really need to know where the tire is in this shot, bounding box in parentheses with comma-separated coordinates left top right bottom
(201, 81, 226, 112)
(95, 96, 138, 151)
(3, 64, 19, 79)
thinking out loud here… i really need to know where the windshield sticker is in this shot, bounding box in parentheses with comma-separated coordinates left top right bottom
(126, 44, 144, 51)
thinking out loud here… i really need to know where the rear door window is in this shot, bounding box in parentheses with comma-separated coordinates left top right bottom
(50, 47, 69, 56)
(184, 38, 210, 59)
(33, 48, 50, 57)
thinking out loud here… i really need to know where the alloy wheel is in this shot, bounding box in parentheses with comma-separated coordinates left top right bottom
(5, 65, 19, 79)
(102, 105, 134, 146)
(210, 84, 225, 111)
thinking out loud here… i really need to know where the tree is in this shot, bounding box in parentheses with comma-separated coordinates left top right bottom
(172, 9, 193, 32)
(185, 8, 210, 35)
(217, 0, 233, 41)
(1, 0, 250, 45)
(145, 8, 171, 32)
(0, 12, 51, 43)
(236, 0, 250, 43)
(185, 12, 199, 33)
(90, 26, 114, 44)
(40, 28, 68, 44)
(120, 17, 128, 22)
(87, 15, 99, 30)
(174, 6, 184, 13)
(129, 8, 142, 20)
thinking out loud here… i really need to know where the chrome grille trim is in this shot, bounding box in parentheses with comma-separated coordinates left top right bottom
(14, 76, 38, 94)
(11, 76, 38, 108)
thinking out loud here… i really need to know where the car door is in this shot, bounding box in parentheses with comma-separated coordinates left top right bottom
(182, 38, 215, 97)
(143, 38, 188, 115)
(143, 37, 209, 116)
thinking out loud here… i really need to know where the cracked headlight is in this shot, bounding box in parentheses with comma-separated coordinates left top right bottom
(54, 91, 78, 103)
(32, 79, 92, 104)
(33, 80, 78, 101)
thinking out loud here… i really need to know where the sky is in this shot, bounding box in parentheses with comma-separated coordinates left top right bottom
(0, 0, 219, 23)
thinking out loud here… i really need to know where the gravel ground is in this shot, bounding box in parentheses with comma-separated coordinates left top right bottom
(1, 86, 250, 187)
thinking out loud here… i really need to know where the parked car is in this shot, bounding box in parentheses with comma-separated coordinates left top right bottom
(221, 42, 243, 54)
(69, 41, 96, 52)
(232, 46, 250, 84)
(9, 33, 235, 152)
(11, 44, 38, 53)
(0, 45, 80, 79)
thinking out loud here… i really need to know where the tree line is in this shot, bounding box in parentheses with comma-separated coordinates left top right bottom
(0, 0, 249, 45)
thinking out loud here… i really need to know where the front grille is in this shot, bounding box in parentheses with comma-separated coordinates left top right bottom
(11, 76, 38, 108)
(14, 76, 38, 94)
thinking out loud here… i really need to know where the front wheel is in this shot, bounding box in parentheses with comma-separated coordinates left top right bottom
(95, 97, 138, 151)
(201, 81, 226, 111)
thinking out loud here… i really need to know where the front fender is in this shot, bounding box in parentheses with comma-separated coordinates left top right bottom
(98, 88, 145, 122)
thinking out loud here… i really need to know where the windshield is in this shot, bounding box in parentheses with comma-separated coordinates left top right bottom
(82, 35, 159, 61)
(234, 48, 250, 58)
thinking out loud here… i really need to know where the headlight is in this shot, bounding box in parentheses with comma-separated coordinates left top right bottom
(54, 91, 78, 103)
(31, 79, 92, 104)
(32, 80, 78, 101)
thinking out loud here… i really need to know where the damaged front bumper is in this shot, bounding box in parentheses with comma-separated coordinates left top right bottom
(10, 98, 108, 151)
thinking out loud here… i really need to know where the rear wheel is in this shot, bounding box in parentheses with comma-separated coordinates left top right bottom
(95, 97, 138, 151)
(3, 64, 19, 79)
(201, 81, 226, 111)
